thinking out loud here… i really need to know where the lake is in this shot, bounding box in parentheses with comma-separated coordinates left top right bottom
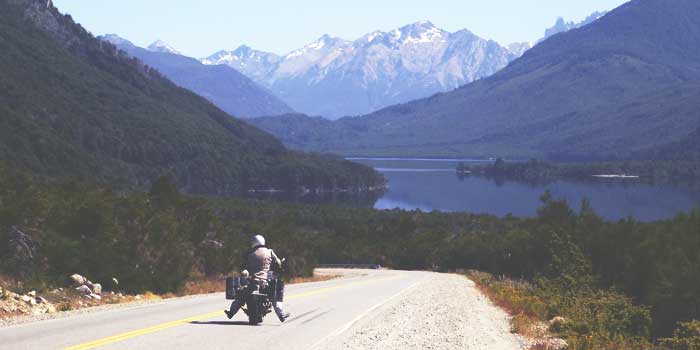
(349, 158, 700, 222)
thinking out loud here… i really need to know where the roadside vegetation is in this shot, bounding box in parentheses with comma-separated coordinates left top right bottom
(1, 163, 699, 347)
(469, 271, 653, 350)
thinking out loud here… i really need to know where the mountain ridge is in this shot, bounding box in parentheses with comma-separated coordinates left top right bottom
(100, 34, 294, 119)
(249, 0, 700, 160)
(542, 11, 608, 41)
(203, 21, 528, 119)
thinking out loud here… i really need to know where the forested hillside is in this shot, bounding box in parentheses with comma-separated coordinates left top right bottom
(0, 0, 382, 195)
(251, 0, 700, 160)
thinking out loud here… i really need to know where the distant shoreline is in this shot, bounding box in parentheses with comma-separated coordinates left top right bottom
(346, 157, 496, 162)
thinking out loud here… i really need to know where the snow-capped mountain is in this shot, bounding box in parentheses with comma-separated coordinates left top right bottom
(201, 45, 281, 83)
(542, 11, 608, 41)
(203, 21, 526, 119)
(147, 39, 181, 55)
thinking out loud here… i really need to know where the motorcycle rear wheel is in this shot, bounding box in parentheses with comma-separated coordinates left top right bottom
(247, 301, 260, 325)
(248, 314, 259, 326)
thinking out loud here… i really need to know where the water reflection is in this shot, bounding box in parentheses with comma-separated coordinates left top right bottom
(244, 158, 700, 222)
(360, 159, 700, 221)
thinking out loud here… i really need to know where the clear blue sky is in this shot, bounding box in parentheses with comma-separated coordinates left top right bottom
(53, 0, 629, 58)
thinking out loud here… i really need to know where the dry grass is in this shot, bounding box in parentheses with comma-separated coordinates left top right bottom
(466, 271, 566, 350)
(181, 277, 225, 295)
(468, 271, 546, 320)
(512, 314, 546, 338)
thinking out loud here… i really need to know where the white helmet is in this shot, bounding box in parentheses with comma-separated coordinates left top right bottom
(251, 234, 265, 248)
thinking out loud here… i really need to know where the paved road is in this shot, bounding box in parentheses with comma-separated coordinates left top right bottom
(1, 270, 430, 350)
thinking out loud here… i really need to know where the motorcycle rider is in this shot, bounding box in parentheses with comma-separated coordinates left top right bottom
(225, 234, 290, 322)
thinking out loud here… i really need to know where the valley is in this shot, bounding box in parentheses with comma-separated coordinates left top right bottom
(2, 0, 700, 349)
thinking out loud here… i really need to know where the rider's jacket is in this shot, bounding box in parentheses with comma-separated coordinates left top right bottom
(247, 246, 282, 281)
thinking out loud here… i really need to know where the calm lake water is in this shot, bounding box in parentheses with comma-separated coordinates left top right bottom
(349, 158, 700, 222)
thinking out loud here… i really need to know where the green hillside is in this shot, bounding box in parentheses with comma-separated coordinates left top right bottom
(0, 0, 382, 194)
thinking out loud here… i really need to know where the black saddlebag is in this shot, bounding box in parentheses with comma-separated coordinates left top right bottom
(225, 277, 236, 300)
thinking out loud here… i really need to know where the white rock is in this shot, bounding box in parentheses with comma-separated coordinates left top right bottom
(75, 285, 92, 295)
(70, 274, 87, 286)
(38, 297, 48, 304)
(46, 305, 57, 314)
(549, 316, 566, 324)
(92, 284, 102, 295)
(28, 290, 36, 297)
(89, 294, 102, 301)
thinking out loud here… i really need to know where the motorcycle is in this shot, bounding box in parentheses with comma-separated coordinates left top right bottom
(226, 261, 285, 325)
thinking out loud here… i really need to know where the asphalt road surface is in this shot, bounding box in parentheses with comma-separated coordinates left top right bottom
(1, 270, 434, 350)
(2, 269, 525, 350)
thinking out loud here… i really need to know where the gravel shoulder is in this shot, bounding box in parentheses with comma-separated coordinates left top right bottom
(322, 273, 527, 350)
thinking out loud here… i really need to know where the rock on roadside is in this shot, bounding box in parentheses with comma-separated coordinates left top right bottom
(1, 287, 57, 319)
(75, 285, 92, 295)
(70, 274, 88, 286)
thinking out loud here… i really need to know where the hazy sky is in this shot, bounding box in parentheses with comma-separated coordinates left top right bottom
(53, 0, 629, 58)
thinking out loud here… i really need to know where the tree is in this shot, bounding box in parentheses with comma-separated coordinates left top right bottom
(149, 176, 181, 207)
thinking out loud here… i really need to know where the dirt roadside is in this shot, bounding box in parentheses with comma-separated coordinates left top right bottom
(321, 273, 527, 350)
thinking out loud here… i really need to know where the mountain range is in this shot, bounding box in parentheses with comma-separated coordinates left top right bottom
(0, 0, 381, 195)
(99, 35, 293, 119)
(203, 21, 529, 119)
(249, 0, 700, 160)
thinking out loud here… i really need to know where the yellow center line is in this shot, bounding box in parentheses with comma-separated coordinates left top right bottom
(64, 275, 399, 350)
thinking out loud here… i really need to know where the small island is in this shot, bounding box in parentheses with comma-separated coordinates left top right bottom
(457, 158, 700, 187)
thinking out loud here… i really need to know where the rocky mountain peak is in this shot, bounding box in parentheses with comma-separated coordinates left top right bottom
(147, 40, 180, 55)
(542, 11, 608, 40)
(305, 34, 348, 50)
(100, 34, 134, 47)
(234, 44, 253, 54)
(395, 20, 446, 44)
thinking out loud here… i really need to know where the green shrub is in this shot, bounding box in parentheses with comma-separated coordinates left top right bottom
(660, 321, 700, 350)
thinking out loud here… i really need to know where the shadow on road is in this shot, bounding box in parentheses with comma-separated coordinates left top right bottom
(283, 309, 318, 324)
(190, 321, 256, 326)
